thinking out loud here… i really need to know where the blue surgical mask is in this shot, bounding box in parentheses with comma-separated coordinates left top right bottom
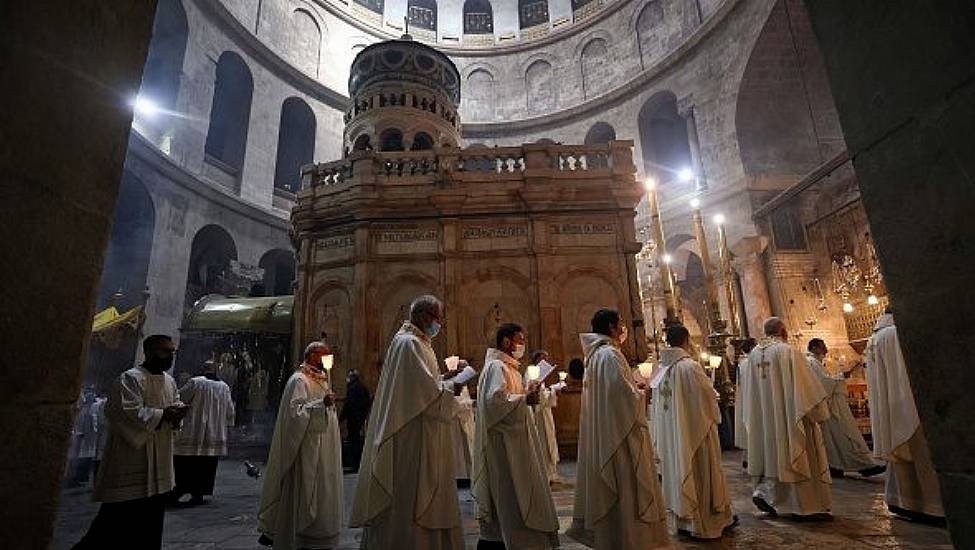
(426, 321, 441, 339)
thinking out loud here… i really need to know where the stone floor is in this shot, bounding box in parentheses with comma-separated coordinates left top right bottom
(53, 450, 952, 549)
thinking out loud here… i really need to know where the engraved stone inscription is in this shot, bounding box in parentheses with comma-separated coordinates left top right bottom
(316, 235, 354, 249)
(463, 226, 529, 239)
(550, 222, 616, 235)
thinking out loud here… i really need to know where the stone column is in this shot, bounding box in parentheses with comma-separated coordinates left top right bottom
(680, 102, 708, 191)
(731, 236, 773, 338)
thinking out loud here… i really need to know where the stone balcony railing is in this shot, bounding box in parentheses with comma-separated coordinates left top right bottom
(300, 142, 632, 190)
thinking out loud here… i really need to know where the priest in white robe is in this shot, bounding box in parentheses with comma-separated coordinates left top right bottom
(73, 335, 187, 550)
(805, 339, 885, 478)
(351, 295, 465, 550)
(453, 382, 476, 485)
(567, 309, 669, 550)
(172, 360, 236, 505)
(524, 349, 562, 484)
(258, 342, 343, 550)
(742, 317, 831, 519)
(473, 324, 560, 549)
(865, 311, 944, 520)
(733, 338, 756, 467)
(654, 325, 735, 539)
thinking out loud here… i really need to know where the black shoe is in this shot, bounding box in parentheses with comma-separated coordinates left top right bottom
(829, 467, 845, 478)
(858, 464, 887, 478)
(258, 534, 274, 547)
(888, 505, 947, 527)
(188, 496, 206, 506)
(791, 512, 833, 522)
(752, 496, 777, 516)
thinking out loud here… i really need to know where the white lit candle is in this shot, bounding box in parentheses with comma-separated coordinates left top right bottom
(558, 371, 568, 382)
(637, 362, 653, 380)
(527, 365, 541, 381)
(444, 355, 460, 371)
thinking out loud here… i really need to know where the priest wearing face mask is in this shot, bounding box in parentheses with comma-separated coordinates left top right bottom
(473, 323, 560, 550)
(351, 295, 465, 550)
(567, 309, 668, 550)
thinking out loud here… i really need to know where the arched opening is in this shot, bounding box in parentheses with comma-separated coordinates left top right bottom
(140, 0, 188, 109)
(580, 38, 611, 99)
(352, 134, 372, 152)
(635, 0, 692, 69)
(638, 92, 691, 183)
(408, 0, 437, 31)
(274, 97, 317, 194)
(96, 172, 155, 312)
(259, 249, 296, 296)
(289, 9, 322, 77)
(464, 0, 494, 34)
(184, 225, 238, 312)
(204, 52, 253, 175)
(466, 69, 495, 120)
(526, 60, 556, 114)
(411, 132, 434, 150)
(519, 0, 549, 29)
(379, 128, 404, 151)
(584, 122, 616, 145)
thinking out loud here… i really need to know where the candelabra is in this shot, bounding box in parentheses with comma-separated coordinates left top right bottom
(643, 178, 681, 326)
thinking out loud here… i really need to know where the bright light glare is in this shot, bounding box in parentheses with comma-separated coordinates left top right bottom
(644, 177, 657, 192)
(662, 254, 673, 264)
(690, 198, 701, 209)
(134, 95, 159, 117)
(867, 294, 880, 306)
(713, 213, 726, 225)
(678, 168, 694, 182)
(842, 302, 855, 313)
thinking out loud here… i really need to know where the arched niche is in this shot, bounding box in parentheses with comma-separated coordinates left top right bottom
(140, 0, 188, 109)
(580, 38, 612, 99)
(584, 121, 617, 145)
(258, 249, 296, 296)
(274, 97, 316, 194)
(184, 224, 238, 312)
(525, 59, 556, 114)
(96, 171, 155, 312)
(204, 51, 254, 174)
(289, 8, 322, 77)
(638, 91, 691, 183)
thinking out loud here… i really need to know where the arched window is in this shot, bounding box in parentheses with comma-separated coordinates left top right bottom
(408, 0, 437, 31)
(140, 0, 188, 109)
(580, 38, 612, 99)
(585, 122, 616, 144)
(637, 92, 692, 184)
(411, 132, 434, 150)
(289, 9, 321, 77)
(205, 52, 253, 174)
(519, 0, 549, 29)
(274, 98, 317, 194)
(97, 172, 155, 311)
(463, 0, 494, 34)
(379, 129, 404, 151)
(525, 60, 556, 114)
(184, 225, 238, 311)
(466, 69, 495, 120)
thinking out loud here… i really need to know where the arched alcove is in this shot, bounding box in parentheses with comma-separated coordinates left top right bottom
(259, 249, 296, 296)
(463, 0, 494, 34)
(204, 52, 254, 174)
(411, 132, 434, 150)
(289, 9, 322, 77)
(584, 121, 617, 145)
(526, 59, 556, 114)
(184, 225, 238, 311)
(97, 172, 155, 312)
(638, 91, 691, 183)
(580, 38, 612, 99)
(140, 0, 188, 109)
(274, 97, 317, 194)
(379, 128, 404, 151)
(466, 69, 495, 120)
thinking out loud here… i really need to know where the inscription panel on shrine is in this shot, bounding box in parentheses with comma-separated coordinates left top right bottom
(313, 233, 355, 264)
(548, 221, 617, 247)
(372, 223, 440, 254)
(461, 224, 529, 251)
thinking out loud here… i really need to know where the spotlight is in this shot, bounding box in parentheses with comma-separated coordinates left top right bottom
(867, 294, 879, 306)
(690, 198, 701, 209)
(134, 95, 159, 117)
(662, 254, 673, 264)
(713, 213, 726, 225)
(644, 177, 657, 192)
(842, 302, 855, 314)
(678, 168, 694, 182)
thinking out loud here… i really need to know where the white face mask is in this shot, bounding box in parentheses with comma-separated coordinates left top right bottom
(618, 325, 628, 345)
(512, 343, 526, 359)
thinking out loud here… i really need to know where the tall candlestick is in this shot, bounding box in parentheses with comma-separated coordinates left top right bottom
(646, 179, 681, 325)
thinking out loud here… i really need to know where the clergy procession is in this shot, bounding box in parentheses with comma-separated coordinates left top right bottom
(71, 296, 946, 550)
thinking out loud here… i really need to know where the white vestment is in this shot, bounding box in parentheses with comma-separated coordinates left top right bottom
(473, 349, 559, 549)
(567, 334, 668, 550)
(734, 357, 749, 450)
(865, 314, 944, 516)
(93, 366, 178, 503)
(258, 367, 343, 550)
(742, 339, 831, 515)
(174, 376, 235, 456)
(524, 370, 561, 482)
(453, 386, 476, 479)
(350, 322, 464, 550)
(804, 352, 877, 472)
(654, 347, 734, 539)
(72, 399, 101, 460)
